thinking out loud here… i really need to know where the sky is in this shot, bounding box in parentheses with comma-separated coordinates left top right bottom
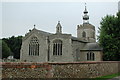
(1, 0, 120, 39)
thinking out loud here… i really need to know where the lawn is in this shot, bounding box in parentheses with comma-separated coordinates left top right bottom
(91, 72, 120, 80)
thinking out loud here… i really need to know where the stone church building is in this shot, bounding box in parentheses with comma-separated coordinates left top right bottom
(20, 5, 103, 62)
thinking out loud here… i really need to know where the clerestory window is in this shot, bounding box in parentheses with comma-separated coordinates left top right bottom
(53, 40, 62, 56)
(29, 37, 39, 56)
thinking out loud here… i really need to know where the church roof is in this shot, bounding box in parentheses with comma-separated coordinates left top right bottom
(31, 28, 52, 36)
(71, 37, 88, 43)
(81, 43, 103, 51)
(23, 28, 52, 41)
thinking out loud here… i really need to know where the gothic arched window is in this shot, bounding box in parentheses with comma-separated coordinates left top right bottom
(87, 52, 95, 61)
(82, 31, 86, 37)
(29, 37, 39, 56)
(53, 40, 62, 55)
(87, 53, 89, 60)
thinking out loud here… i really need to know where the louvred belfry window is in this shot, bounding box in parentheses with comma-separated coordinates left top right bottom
(82, 31, 86, 37)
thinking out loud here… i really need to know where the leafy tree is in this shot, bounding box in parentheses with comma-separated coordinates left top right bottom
(98, 12, 120, 61)
(2, 36, 22, 59)
(2, 40, 12, 58)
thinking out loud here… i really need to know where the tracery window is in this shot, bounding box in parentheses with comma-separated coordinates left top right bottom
(82, 31, 86, 37)
(53, 40, 62, 55)
(29, 37, 39, 56)
(87, 52, 95, 61)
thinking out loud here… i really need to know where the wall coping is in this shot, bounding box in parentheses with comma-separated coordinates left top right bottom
(1, 61, 120, 65)
(1, 61, 120, 69)
(48, 61, 120, 65)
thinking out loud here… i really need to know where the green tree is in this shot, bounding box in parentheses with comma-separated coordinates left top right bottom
(2, 36, 22, 59)
(2, 40, 12, 58)
(98, 12, 120, 61)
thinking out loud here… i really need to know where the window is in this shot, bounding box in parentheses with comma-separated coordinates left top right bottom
(93, 32, 95, 38)
(82, 31, 86, 37)
(29, 37, 39, 56)
(53, 40, 62, 55)
(87, 52, 95, 61)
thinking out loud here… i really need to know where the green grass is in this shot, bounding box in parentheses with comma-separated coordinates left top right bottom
(89, 72, 120, 80)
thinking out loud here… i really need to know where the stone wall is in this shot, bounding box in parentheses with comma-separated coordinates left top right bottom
(1, 61, 120, 79)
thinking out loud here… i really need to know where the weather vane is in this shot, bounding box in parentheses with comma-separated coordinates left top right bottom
(85, 3, 87, 9)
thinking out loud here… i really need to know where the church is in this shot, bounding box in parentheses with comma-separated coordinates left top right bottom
(20, 5, 103, 62)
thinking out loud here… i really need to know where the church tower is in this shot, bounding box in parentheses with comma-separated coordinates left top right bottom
(77, 3, 96, 42)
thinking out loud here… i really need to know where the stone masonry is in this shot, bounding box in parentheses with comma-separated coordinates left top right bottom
(1, 61, 120, 79)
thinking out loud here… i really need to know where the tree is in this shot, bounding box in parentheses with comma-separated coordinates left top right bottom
(2, 36, 22, 59)
(2, 40, 12, 58)
(98, 12, 120, 61)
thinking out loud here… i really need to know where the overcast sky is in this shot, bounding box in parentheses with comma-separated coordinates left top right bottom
(1, 0, 120, 38)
